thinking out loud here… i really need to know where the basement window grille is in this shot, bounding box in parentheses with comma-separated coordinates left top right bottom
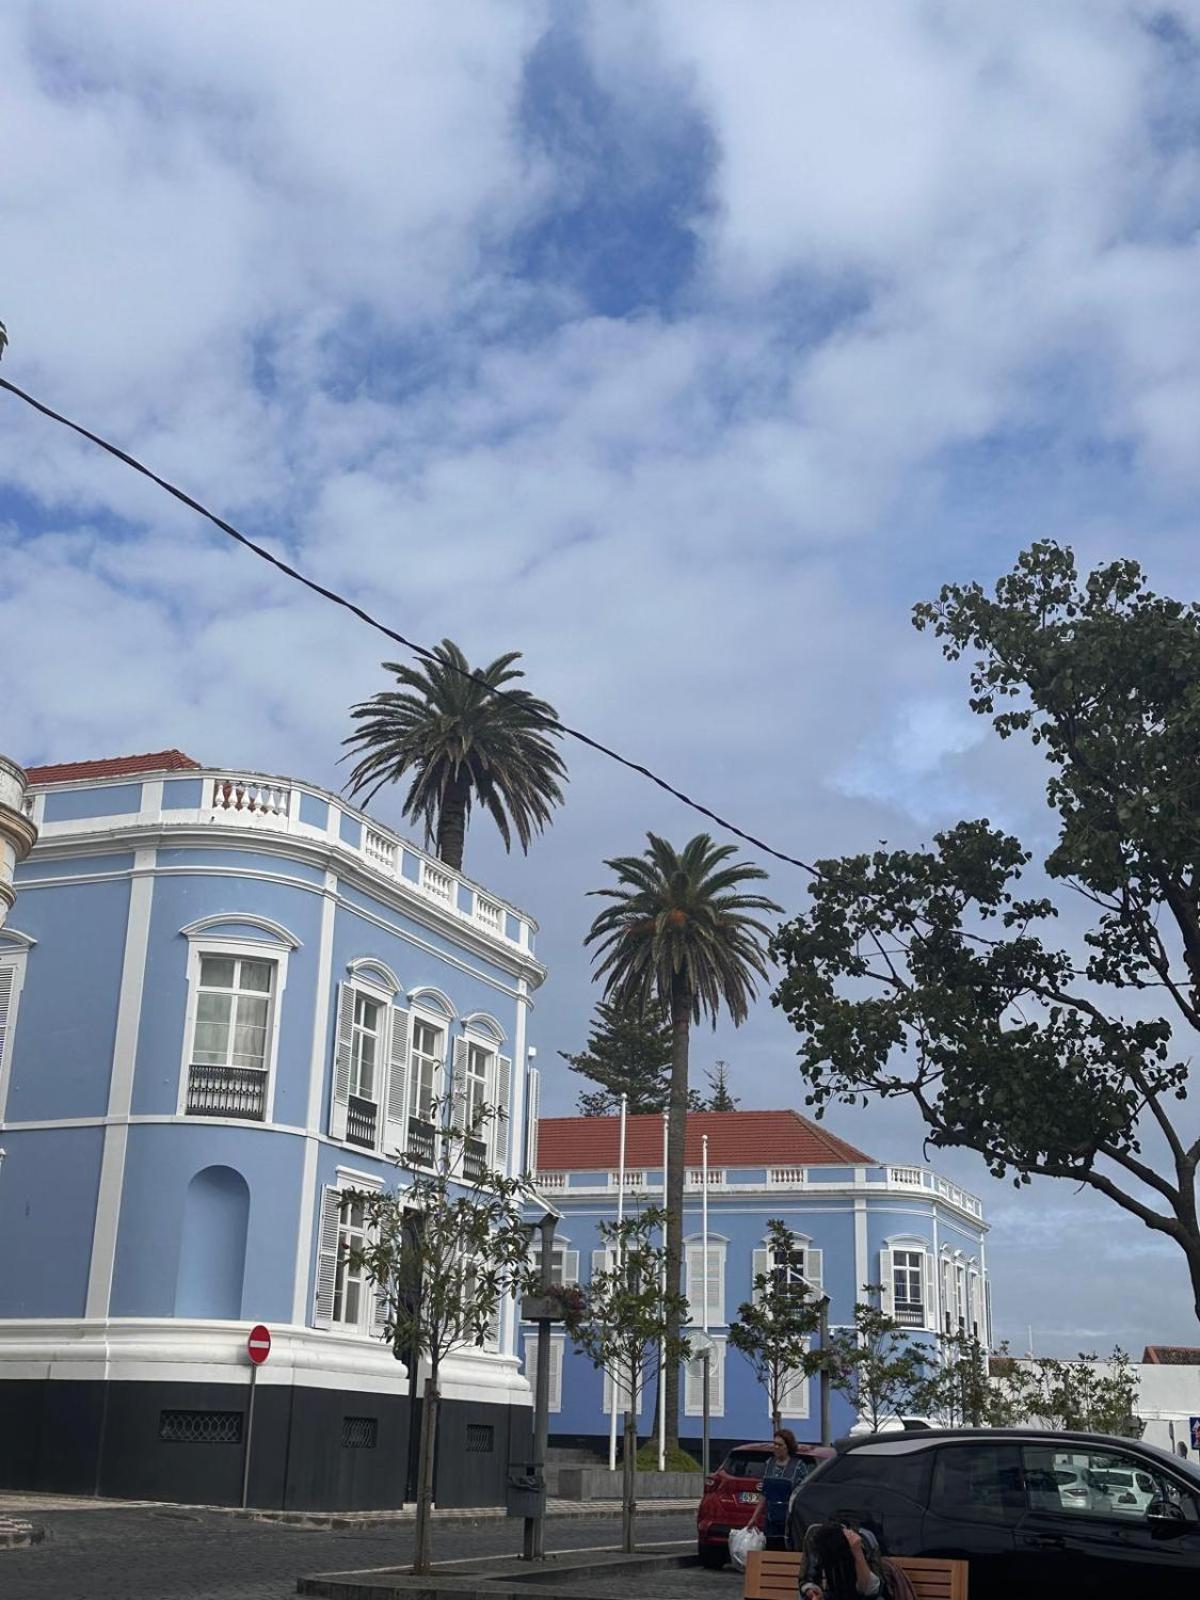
(466, 1423, 494, 1454)
(159, 1409, 243, 1444)
(341, 1416, 378, 1449)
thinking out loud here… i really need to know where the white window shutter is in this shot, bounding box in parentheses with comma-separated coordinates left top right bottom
(711, 1342, 725, 1417)
(549, 1339, 563, 1413)
(562, 1249, 580, 1286)
(451, 1036, 469, 1133)
(384, 1006, 410, 1155)
(879, 1246, 895, 1316)
(329, 984, 354, 1141)
(0, 965, 15, 1083)
(314, 1187, 341, 1327)
(780, 1365, 810, 1419)
(371, 1273, 389, 1339)
(924, 1249, 937, 1330)
(684, 1244, 700, 1317)
(492, 1053, 512, 1171)
(707, 1245, 725, 1324)
(805, 1248, 823, 1296)
(525, 1066, 541, 1174)
(684, 1353, 700, 1415)
(751, 1247, 771, 1307)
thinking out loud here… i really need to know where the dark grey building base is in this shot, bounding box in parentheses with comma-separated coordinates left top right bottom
(0, 1380, 531, 1511)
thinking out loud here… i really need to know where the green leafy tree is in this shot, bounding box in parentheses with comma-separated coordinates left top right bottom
(772, 543, 1200, 1324)
(342, 639, 567, 871)
(561, 1207, 689, 1552)
(729, 1220, 823, 1431)
(703, 1059, 739, 1111)
(993, 1347, 1142, 1435)
(561, 998, 681, 1117)
(911, 1328, 991, 1428)
(347, 1101, 534, 1574)
(825, 1298, 931, 1432)
(586, 833, 780, 1447)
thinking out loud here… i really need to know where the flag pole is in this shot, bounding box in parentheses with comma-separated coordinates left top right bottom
(608, 1093, 627, 1473)
(658, 1107, 667, 1471)
(701, 1132, 711, 1473)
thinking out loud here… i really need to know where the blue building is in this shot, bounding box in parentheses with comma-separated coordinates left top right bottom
(528, 1111, 991, 1455)
(0, 750, 545, 1510)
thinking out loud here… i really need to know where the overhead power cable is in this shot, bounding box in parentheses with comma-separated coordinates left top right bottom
(0, 373, 824, 873)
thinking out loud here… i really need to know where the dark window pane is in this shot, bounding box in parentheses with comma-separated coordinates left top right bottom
(722, 1451, 769, 1480)
(931, 1444, 1026, 1524)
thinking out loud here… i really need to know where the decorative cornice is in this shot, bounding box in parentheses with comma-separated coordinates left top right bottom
(180, 911, 303, 949)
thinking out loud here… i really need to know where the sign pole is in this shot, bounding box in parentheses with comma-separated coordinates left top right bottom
(241, 1324, 271, 1509)
(241, 1361, 258, 1510)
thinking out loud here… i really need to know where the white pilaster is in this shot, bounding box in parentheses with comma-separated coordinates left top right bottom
(85, 847, 156, 1317)
(292, 869, 338, 1326)
(854, 1193, 869, 1304)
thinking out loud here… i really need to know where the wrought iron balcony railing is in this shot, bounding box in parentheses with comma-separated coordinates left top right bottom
(463, 1137, 488, 1183)
(186, 1063, 267, 1120)
(346, 1093, 378, 1150)
(407, 1117, 437, 1167)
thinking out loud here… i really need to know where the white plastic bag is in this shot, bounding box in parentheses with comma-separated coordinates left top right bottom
(728, 1522, 766, 1571)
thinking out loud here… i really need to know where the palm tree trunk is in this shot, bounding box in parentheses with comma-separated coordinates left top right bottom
(435, 773, 471, 871)
(663, 973, 691, 1453)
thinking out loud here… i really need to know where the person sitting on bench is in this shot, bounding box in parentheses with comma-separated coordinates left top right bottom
(798, 1521, 890, 1600)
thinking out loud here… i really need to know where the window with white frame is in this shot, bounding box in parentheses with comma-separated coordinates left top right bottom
(685, 1238, 726, 1325)
(941, 1255, 955, 1331)
(778, 1363, 810, 1420)
(752, 1237, 822, 1307)
(684, 1338, 726, 1416)
(530, 1234, 580, 1288)
(185, 954, 277, 1121)
(332, 1192, 369, 1329)
(314, 1177, 386, 1335)
(523, 1334, 564, 1412)
(893, 1249, 925, 1327)
(604, 1362, 647, 1415)
(408, 1018, 444, 1164)
(350, 994, 382, 1102)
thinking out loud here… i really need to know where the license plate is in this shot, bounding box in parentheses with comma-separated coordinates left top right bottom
(739, 1491, 759, 1503)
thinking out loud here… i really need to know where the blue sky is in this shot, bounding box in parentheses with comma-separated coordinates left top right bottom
(3, 0, 1200, 1354)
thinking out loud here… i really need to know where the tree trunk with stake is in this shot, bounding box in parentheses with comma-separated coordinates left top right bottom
(621, 1407, 638, 1554)
(663, 973, 692, 1452)
(413, 1377, 439, 1574)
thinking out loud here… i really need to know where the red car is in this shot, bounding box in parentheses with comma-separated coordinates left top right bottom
(697, 1440, 834, 1568)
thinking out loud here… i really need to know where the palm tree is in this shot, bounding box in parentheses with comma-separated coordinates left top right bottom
(342, 641, 567, 872)
(586, 833, 780, 1450)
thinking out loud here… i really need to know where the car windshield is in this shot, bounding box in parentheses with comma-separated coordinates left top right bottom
(721, 1451, 769, 1481)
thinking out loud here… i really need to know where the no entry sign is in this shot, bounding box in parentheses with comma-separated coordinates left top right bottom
(247, 1324, 272, 1365)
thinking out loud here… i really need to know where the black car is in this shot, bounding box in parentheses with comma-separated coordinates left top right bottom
(787, 1428, 1200, 1598)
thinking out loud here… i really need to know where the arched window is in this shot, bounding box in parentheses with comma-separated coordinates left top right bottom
(175, 1165, 250, 1320)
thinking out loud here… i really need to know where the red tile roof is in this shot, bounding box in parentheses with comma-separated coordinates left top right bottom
(1142, 1345, 1200, 1365)
(537, 1109, 874, 1170)
(25, 750, 202, 786)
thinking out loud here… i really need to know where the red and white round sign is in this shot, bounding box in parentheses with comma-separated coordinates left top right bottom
(247, 1324, 272, 1365)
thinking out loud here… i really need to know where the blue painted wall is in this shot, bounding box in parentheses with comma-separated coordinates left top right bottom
(4, 877, 131, 1121)
(110, 1123, 305, 1320)
(43, 783, 142, 822)
(0, 1128, 105, 1316)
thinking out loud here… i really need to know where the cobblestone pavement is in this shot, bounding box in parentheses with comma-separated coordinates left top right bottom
(0, 1505, 698, 1600)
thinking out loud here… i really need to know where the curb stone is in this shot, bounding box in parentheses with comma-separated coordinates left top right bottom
(239, 1499, 696, 1531)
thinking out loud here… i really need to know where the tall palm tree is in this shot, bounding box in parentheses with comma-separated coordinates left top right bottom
(342, 641, 567, 872)
(586, 833, 780, 1450)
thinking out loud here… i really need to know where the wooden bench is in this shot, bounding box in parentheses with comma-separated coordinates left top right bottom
(744, 1548, 969, 1600)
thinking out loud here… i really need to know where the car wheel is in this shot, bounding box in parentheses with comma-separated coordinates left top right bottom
(698, 1543, 727, 1569)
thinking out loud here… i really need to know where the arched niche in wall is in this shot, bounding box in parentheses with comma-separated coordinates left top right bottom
(175, 1164, 250, 1320)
